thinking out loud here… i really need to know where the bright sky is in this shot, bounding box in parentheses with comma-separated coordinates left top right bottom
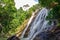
(14, 0, 38, 11)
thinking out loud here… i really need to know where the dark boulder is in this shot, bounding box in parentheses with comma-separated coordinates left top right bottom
(7, 35, 20, 40)
(0, 24, 2, 33)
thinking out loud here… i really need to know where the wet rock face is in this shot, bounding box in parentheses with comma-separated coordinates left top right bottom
(54, 27, 60, 40)
(33, 37, 40, 40)
(7, 35, 20, 40)
(34, 29, 60, 40)
(39, 32, 55, 40)
(56, 33, 60, 40)
(51, 29, 60, 40)
(23, 27, 30, 38)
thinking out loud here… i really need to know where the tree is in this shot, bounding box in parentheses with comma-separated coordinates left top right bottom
(39, 0, 58, 7)
(0, 0, 17, 33)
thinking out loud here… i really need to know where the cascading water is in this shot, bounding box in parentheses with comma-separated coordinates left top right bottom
(21, 8, 54, 40)
(20, 12, 35, 38)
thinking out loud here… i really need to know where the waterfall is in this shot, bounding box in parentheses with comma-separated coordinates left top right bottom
(20, 12, 35, 38)
(21, 8, 54, 40)
(20, 9, 40, 38)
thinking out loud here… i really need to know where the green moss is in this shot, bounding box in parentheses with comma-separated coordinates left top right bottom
(0, 38, 7, 40)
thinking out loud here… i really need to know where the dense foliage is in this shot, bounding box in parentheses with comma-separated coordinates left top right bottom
(39, 0, 58, 7)
(39, 0, 60, 26)
(0, 0, 17, 33)
(0, 0, 39, 37)
(47, 5, 60, 20)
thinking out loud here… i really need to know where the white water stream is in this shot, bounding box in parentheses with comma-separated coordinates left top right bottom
(21, 8, 54, 40)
